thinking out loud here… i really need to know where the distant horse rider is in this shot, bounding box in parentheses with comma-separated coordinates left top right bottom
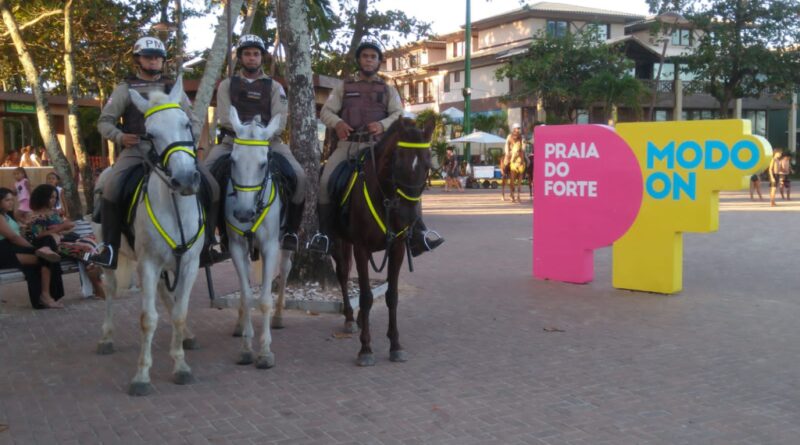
(204, 34, 307, 253)
(307, 38, 444, 257)
(86, 37, 219, 268)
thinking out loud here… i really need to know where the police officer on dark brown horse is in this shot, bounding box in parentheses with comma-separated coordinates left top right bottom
(204, 34, 307, 253)
(308, 39, 444, 256)
(87, 37, 219, 268)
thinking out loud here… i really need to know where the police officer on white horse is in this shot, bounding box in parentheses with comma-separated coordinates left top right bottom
(307, 38, 444, 256)
(87, 37, 219, 268)
(204, 34, 307, 252)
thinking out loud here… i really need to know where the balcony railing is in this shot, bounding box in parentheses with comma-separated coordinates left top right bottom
(404, 95, 435, 105)
(641, 80, 710, 95)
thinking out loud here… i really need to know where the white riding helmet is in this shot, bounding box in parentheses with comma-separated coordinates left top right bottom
(237, 34, 267, 55)
(133, 37, 167, 58)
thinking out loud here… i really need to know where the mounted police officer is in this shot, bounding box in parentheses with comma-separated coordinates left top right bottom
(204, 34, 307, 252)
(307, 38, 444, 256)
(87, 37, 219, 268)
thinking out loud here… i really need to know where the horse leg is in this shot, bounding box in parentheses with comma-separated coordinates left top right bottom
(255, 242, 279, 369)
(335, 242, 356, 333)
(164, 256, 200, 385)
(157, 280, 197, 350)
(229, 240, 255, 364)
(386, 243, 407, 363)
(271, 250, 291, 330)
(353, 247, 374, 366)
(128, 262, 159, 396)
(96, 268, 117, 355)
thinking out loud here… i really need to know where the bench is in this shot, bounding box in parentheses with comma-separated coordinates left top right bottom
(0, 219, 95, 298)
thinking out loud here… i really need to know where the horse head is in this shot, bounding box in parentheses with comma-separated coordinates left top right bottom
(129, 76, 200, 196)
(228, 107, 282, 224)
(378, 116, 434, 199)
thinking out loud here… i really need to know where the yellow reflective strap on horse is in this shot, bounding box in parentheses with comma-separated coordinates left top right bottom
(226, 220, 245, 236)
(363, 182, 387, 234)
(396, 188, 421, 202)
(397, 141, 431, 149)
(250, 183, 276, 233)
(233, 184, 263, 192)
(340, 171, 359, 206)
(127, 177, 145, 224)
(144, 192, 177, 249)
(162, 146, 196, 165)
(234, 138, 270, 147)
(144, 103, 182, 118)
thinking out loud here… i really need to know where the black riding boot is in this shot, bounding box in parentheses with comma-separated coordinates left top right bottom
(200, 189, 229, 267)
(306, 203, 333, 255)
(280, 200, 305, 251)
(85, 199, 120, 269)
(408, 219, 445, 257)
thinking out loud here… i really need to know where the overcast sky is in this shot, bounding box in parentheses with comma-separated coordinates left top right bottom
(183, 0, 653, 53)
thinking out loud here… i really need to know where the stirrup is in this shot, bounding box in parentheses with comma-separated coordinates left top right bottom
(422, 230, 443, 250)
(306, 233, 331, 254)
(280, 233, 300, 252)
(84, 243, 115, 267)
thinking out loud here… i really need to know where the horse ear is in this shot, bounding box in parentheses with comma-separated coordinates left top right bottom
(229, 107, 246, 137)
(262, 114, 282, 140)
(168, 75, 184, 104)
(129, 89, 149, 114)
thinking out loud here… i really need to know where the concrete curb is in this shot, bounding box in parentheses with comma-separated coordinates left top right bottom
(212, 281, 389, 314)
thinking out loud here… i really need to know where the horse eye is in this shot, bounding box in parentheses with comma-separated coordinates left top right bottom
(259, 162, 267, 169)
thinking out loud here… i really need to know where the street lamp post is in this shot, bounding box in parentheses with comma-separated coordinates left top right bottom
(463, 0, 472, 166)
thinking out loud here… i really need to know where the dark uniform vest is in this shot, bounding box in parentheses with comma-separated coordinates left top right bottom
(229, 76, 272, 125)
(340, 78, 389, 130)
(121, 75, 174, 134)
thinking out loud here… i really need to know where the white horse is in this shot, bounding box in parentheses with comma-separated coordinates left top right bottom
(96, 77, 205, 396)
(225, 108, 292, 369)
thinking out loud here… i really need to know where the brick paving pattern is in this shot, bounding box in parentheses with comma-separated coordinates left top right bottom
(1, 187, 799, 444)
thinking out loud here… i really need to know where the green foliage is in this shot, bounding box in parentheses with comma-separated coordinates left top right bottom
(471, 111, 508, 134)
(495, 28, 633, 124)
(678, 0, 800, 116)
(581, 72, 649, 122)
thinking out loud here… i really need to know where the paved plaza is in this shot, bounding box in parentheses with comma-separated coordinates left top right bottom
(1, 186, 800, 444)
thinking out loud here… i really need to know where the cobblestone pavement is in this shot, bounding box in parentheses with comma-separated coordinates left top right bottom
(1, 187, 799, 444)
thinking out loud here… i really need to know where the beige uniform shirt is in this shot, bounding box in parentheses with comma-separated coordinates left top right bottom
(320, 73, 402, 131)
(97, 75, 197, 147)
(215, 70, 288, 135)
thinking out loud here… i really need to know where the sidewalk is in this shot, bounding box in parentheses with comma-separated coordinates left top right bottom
(1, 187, 799, 444)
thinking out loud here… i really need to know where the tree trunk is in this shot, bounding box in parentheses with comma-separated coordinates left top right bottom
(277, 0, 334, 284)
(0, 0, 82, 217)
(242, 0, 258, 34)
(174, 0, 183, 73)
(343, 0, 369, 75)
(64, 0, 93, 217)
(191, 0, 245, 137)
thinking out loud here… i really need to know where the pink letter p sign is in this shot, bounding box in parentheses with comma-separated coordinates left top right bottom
(533, 125, 643, 283)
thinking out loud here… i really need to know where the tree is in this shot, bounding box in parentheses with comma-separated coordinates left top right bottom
(276, 0, 332, 283)
(495, 29, 633, 123)
(0, 0, 82, 218)
(676, 0, 800, 117)
(581, 72, 650, 122)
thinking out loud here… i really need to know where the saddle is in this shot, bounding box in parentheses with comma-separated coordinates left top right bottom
(328, 147, 373, 229)
(210, 151, 296, 248)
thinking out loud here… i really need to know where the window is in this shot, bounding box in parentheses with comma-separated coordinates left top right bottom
(654, 110, 668, 121)
(588, 23, 610, 41)
(671, 29, 691, 46)
(444, 72, 450, 93)
(547, 20, 569, 38)
(408, 53, 418, 68)
(453, 71, 461, 83)
(452, 41, 465, 57)
(743, 110, 767, 137)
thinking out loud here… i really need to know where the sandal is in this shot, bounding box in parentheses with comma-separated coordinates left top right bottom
(35, 247, 61, 263)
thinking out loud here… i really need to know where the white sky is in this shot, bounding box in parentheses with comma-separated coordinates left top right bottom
(183, 0, 653, 54)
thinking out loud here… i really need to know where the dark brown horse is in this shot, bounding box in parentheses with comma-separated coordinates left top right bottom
(331, 117, 435, 366)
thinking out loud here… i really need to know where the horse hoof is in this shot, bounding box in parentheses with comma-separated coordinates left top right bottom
(271, 317, 284, 329)
(96, 342, 114, 355)
(237, 352, 254, 365)
(356, 353, 375, 367)
(255, 353, 275, 369)
(128, 382, 153, 396)
(173, 370, 195, 385)
(182, 338, 198, 350)
(232, 327, 243, 337)
(344, 322, 358, 334)
(389, 350, 408, 363)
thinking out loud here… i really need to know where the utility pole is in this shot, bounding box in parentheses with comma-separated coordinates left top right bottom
(463, 0, 472, 165)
